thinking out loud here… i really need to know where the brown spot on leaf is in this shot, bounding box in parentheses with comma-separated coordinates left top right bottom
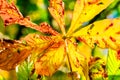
(116, 31, 120, 34)
(87, 31, 90, 35)
(103, 72, 108, 78)
(90, 24, 94, 29)
(89, 57, 100, 66)
(85, 13, 87, 15)
(88, 0, 100, 5)
(96, 32, 99, 35)
(95, 40, 99, 44)
(117, 50, 120, 60)
(102, 38, 108, 47)
(75, 58, 80, 67)
(77, 37, 87, 44)
(104, 23, 113, 31)
(4, 20, 9, 25)
(110, 36, 116, 42)
(97, 2, 104, 5)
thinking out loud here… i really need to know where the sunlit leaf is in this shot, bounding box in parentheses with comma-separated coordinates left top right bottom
(0, 39, 30, 70)
(35, 40, 65, 76)
(77, 42, 92, 61)
(0, 0, 119, 79)
(73, 18, 120, 50)
(48, 0, 65, 34)
(24, 34, 65, 76)
(66, 41, 88, 80)
(106, 49, 120, 80)
(23, 34, 63, 61)
(67, 0, 84, 35)
(67, 0, 114, 35)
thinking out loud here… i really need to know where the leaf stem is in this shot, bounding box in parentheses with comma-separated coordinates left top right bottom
(65, 39, 74, 80)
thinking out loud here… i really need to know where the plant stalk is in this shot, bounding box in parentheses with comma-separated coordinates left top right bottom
(65, 39, 74, 80)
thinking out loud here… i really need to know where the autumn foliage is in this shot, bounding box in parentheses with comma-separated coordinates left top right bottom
(0, 0, 120, 80)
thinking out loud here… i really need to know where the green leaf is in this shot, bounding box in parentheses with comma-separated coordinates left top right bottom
(16, 60, 37, 80)
(106, 49, 120, 80)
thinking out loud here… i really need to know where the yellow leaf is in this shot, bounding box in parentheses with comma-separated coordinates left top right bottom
(0, 0, 118, 79)
(73, 18, 120, 50)
(48, 0, 66, 35)
(23, 34, 65, 76)
(67, 0, 114, 35)
(66, 41, 88, 80)
(35, 41, 65, 76)
(77, 43, 92, 61)
(23, 34, 62, 60)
